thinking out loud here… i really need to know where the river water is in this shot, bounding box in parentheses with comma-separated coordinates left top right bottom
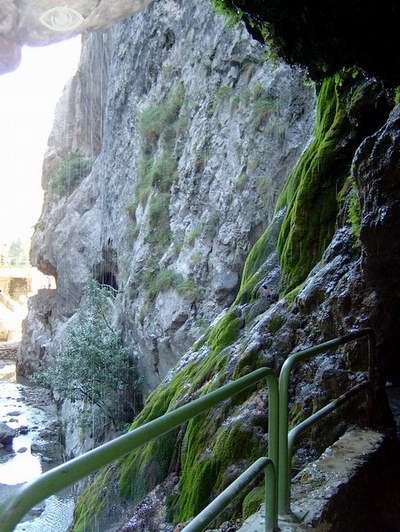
(0, 352, 74, 531)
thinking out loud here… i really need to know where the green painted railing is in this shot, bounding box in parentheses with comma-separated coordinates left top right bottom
(0, 367, 279, 532)
(278, 327, 375, 515)
(182, 457, 276, 532)
(0, 328, 375, 531)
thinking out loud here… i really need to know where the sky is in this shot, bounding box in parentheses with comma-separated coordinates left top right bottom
(0, 37, 82, 250)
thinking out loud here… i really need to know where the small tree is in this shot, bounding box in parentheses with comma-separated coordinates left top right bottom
(8, 239, 27, 265)
(35, 280, 138, 425)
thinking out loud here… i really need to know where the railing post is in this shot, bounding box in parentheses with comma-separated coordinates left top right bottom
(277, 358, 292, 516)
(276, 329, 374, 516)
(264, 460, 277, 532)
(265, 373, 279, 530)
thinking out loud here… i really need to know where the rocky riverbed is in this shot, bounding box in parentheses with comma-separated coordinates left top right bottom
(0, 343, 74, 531)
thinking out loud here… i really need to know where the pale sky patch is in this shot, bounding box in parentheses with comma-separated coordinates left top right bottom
(0, 37, 82, 250)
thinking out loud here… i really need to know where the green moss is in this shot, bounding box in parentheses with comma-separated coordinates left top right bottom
(208, 309, 243, 356)
(276, 76, 348, 293)
(211, 0, 242, 26)
(395, 87, 400, 106)
(275, 70, 382, 294)
(232, 70, 388, 305)
(118, 368, 196, 501)
(284, 283, 305, 305)
(176, 420, 261, 523)
(242, 485, 264, 519)
(73, 466, 118, 532)
(268, 315, 285, 335)
(347, 180, 361, 247)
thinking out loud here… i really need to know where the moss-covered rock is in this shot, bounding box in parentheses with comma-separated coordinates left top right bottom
(74, 71, 391, 530)
(242, 485, 264, 520)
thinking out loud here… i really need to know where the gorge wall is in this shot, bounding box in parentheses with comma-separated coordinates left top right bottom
(17, 0, 400, 530)
(18, 0, 315, 396)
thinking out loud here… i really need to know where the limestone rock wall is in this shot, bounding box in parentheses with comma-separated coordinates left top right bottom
(20, 0, 315, 396)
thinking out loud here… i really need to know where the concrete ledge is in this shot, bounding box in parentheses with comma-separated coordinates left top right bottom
(239, 428, 392, 531)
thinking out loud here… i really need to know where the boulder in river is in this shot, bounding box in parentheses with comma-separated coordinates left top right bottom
(0, 422, 16, 446)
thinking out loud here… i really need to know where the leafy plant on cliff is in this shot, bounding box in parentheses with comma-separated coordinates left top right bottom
(34, 280, 137, 425)
(51, 155, 93, 196)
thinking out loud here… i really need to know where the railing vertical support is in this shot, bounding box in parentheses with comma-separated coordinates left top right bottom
(277, 357, 293, 516)
(264, 459, 277, 532)
(277, 329, 374, 516)
(265, 373, 279, 530)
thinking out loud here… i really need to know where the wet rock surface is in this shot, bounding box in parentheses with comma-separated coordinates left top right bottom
(0, 422, 16, 445)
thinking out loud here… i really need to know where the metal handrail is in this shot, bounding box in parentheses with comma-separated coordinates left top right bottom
(0, 328, 376, 530)
(182, 457, 276, 532)
(278, 328, 375, 515)
(0, 367, 279, 532)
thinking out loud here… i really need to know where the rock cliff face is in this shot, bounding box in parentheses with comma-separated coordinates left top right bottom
(19, 0, 315, 398)
(18, 0, 400, 530)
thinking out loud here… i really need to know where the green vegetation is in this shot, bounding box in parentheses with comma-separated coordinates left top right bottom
(51, 155, 93, 196)
(7, 238, 28, 265)
(217, 84, 234, 99)
(235, 171, 247, 191)
(205, 212, 220, 239)
(74, 466, 119, 532)
(149, 154, 178, 192)
(347, 180, 362, 247)
(75, 69, 390, 532)
(268, 315, 285, 335)
(208, 309, 243, 355)
(211, 0, 242, 26)
(231, 70, 385, 305)
(126, 84, 189, 297)
(138, 84, 185, 151)
(176, 420, 261, 523)
(242, 486, 264, 519)
(34, 280, 137, 424)
(276, 75, 350, 293)
(186, 227, 201, 246)
(251, 97, 278, 130)
(395, 87, 400, 106)
(142, 263, 199, 302)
